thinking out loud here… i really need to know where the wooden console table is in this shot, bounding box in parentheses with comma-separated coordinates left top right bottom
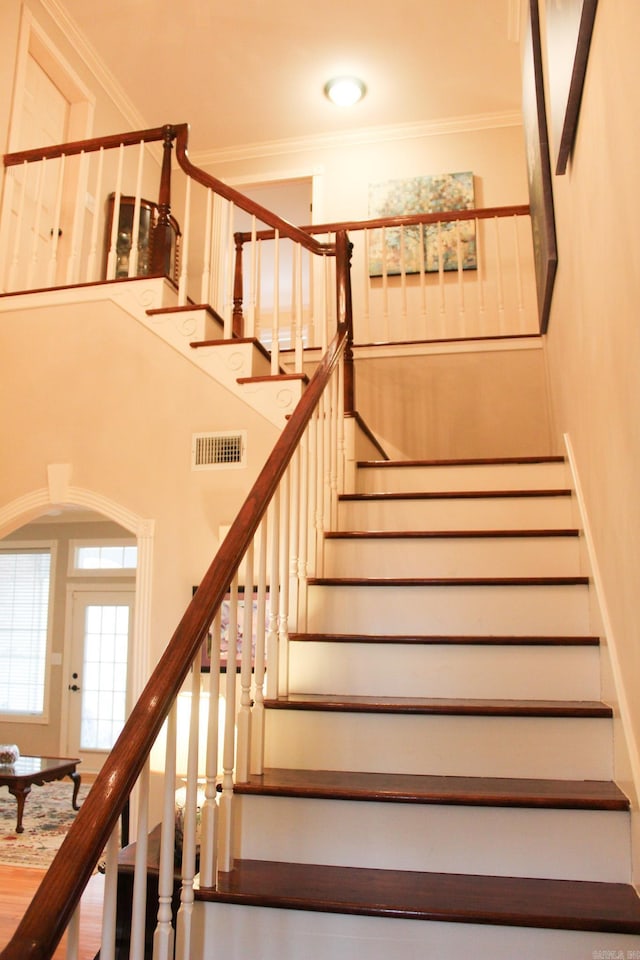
(0, 755, 81, 833)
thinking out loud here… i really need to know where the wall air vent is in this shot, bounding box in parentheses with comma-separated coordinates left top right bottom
(192, 431, 247, 470)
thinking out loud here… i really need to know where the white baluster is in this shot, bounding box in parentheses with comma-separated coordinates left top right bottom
(306, 415, 318, 582)
(45, 155, 64, 288)
(224, 202, 234, 337)
(266, 493, 280, 700)
(129, 762, 150, 960)
(199, 609, 221, 887)
(493, 215, 505, 331)
(66, 150, 88, 286)
(178, 175, 192, 306)
(382, 226, 390, 341)
(513, 214, 525, 330)
(400, 226, 407, 337)
(294, 243, 304, 370)
(201, 188, 213, 305)
(271, 228, 280, 373)
(128, 141, 145, 278)
(7, 162, 29, 291)
(437, 220, 446, 334)
(476, 216, 485, 326)
(86, 147, 104, 282)
(27, 158, 46, 290)
(250, 521, 268, 775)
(106, 143, 125, 280)
(363, 228, 371, 344)
(419, 222, 427, 333)
(296, 430, 310, 632)
(98, 827, 121, 960)
(278, 469, 290, 697)
(246, 215, 257, 339)
(236, 544, 254, 782)
(218, 576, 238, 872)
(175, 657, 201, 960)
(153, 702, 177, 960)
(456, 220, 465, 330)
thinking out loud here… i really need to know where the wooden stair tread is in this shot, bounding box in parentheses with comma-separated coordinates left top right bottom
(356, 456, 566, 468)
(289, 632, 600, 646)
(234, 768, 629, 810)
(326, 528, 580, 539)
(264, 694, 612, 717)
(307, 576, 589, 586)
(201, 860, 640, 933)
(340, 489, 572, 501)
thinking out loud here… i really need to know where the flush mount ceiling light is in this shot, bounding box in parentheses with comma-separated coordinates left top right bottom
(324, 76, 367, 107)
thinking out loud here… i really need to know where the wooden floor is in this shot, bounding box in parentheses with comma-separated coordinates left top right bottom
(0, 864, 104, 958)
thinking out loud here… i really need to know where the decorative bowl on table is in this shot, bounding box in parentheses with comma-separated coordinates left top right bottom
(0, 744, 20, 764)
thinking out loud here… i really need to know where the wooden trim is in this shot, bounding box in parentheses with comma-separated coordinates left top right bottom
(307, 576, 589, 586)
(263, 694, 611, 718)
(356, 455, 565, 467)
(339, 489, 573, 502)
(289, 633, 600, 646)
(325, 529, 580, 540)
(3, 124, 169, 166)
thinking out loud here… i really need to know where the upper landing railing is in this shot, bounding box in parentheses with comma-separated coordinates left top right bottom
(1, 122, 539, 368)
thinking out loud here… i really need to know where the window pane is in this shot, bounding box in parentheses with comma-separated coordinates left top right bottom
(74, 544, 137, 571)
(80, 604, 129, 751)
(0, 550, 50, 715)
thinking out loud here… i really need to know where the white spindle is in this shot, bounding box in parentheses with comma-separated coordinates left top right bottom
(66, 150, 88, 286)
(153, 702, 177, 960)
(27, 158, 46, 289)
(294, 242, 304, 370)
(513, 214, 525, 329)
(288, 450, 301, 633)
(86, 147, 104, 282)
(129, 762, 150, 960)
(306, 415, 318, 581)
(236, 543, 254, 781)
(98, 828, 121, 960)
(278, 469, 290, 697)
(65, 905, 80, 960)
(250, 521, 268, 775)
(476, 216, 485, 323)
(224, 202, 234, 337)
(266, 492, 280, 699)
(210, 193, 224, 315)
(45, 154, 64, 287)
(219, 575, 239, 872)
(7, 162, 27, 291)
(175, 657, 201, 960)
(178, 175, 192, 306)
(418, 223, 427, 333)
(456, 220, 465, 326)
(255, 238, 263, 342)
(400, 226, 407, 334)
(307, 246, 316, 348)
(199, 608, 221, 887)
(315, 395, 326, 576)
(271, 229, 280, 373)
(200, 188, 213, 304)
(246, 215, 257, 339)
(437, 220, 446, 332)
(493, 215, 505, 329)
(362, 229, 371, 344)
(128, 141, 145, 277)
(382, 226, 390, 340)
(296, 430, 310, 631)
(106, 144, 125, 280)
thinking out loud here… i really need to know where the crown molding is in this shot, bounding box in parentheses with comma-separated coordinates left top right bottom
(39, 0, 147, 131)
(190, 111, 523, 168)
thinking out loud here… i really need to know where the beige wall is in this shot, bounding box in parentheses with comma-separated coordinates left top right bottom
(539, 0, 640, 811)
(0, 299, 278, 759)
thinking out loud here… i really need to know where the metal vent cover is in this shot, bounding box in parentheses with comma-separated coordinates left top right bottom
(192, 431, 246, 470)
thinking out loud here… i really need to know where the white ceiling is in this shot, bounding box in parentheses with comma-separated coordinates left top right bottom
(52, 0, 523, 156)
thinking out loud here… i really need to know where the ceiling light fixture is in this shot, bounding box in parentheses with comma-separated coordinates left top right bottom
(324, 76, 367, 107)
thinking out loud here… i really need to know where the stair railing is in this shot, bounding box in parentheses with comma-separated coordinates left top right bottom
(0, 214, 351, 958)
(233, 202, 538, 342)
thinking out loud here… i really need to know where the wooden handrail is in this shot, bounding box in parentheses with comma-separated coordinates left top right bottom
(0, 323, 348, 960)
(171, 123, 335, 258)
(3, 125, 171, 166)
(233, 203, 531, 244)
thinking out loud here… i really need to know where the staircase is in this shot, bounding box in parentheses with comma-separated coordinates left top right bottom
(193, 456, 640, 959)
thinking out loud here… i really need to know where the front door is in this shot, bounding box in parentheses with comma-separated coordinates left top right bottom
(66, 589, 134, 770)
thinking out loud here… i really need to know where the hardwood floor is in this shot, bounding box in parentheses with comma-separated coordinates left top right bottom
(0, 864, 104, 958)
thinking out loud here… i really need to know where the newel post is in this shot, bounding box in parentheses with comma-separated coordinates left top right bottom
(232, 232, 245, 338)
(151, 125, 175, 276)
(336, 229, 355, 415)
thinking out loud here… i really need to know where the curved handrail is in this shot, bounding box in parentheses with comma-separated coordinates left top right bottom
(0, 319, 349, 960)
(172, 123, 335, 258)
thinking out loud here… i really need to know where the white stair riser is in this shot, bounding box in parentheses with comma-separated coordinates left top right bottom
(324, 535, 581, 578)
(234, 795, 630, 882)
(306, 583, 590, 635)
(264, 712, 612, 780)
(287, 642, 600, 700)
(338, 495, 576, 531)
(356, 461, 569, 494)
(193, 902, 640, 960)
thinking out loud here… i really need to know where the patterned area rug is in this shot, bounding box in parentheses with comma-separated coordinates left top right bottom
(0, 779, 90, 868)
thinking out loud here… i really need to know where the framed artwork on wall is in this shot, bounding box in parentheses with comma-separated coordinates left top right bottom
(545, 0, 598, 175)
(367, 172, 477, 277)
(522, 0, 558, 334)
(196, 585, 260, 673)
